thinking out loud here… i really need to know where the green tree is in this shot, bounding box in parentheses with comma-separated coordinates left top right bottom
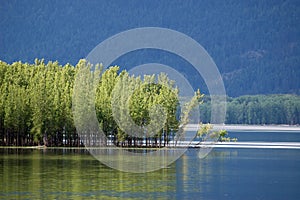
(95, 66, 119, 144)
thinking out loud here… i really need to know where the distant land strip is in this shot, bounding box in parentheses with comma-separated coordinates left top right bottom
(185, 124, 300, 132)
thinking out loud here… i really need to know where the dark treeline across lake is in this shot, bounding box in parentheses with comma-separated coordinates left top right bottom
(200, 95, 300, 125)
(0, 60, 299, 147)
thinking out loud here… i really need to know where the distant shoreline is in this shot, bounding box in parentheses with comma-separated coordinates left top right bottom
(185, 124, 300, 132)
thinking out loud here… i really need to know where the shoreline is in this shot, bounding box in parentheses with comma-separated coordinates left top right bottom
(185, 124, 300, 132)
(2, 141, 300, 150)
(1, 124, 300, 149)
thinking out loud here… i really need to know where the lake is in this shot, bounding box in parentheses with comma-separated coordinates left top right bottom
(1, 130, 300, 200)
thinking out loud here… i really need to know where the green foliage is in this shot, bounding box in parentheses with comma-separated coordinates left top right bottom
(197, 124, 237, 142)
(0, 60, 184, 147)
(0, 60, 79, 146)
(3, 58, 298, 148)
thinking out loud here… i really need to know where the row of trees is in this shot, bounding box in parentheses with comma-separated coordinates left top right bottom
(73, 61, 185, 148)
(0, 59, 76, 146)
(0, 60, 191, 147)
(1, 59, 298, 147)
(200, 95, 300, 125)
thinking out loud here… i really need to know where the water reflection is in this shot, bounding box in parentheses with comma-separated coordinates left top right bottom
(1, 147, 300, 199)
(175, 149, 239, 199)
(0, 148, 177, 199)
(89, 147, 187, 173)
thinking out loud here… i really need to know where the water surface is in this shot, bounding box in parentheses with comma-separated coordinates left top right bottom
(1, 131, 300, 199)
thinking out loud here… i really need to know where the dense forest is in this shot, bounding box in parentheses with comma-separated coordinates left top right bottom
(200, 95, 300, 125)
(0, 60, 76, 146)
(0, 60, 190, 147)
(1, 0, 299, 96)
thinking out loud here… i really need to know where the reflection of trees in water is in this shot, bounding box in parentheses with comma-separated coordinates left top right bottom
(174, 149, 239, 194)
(1, 148, 178, 198)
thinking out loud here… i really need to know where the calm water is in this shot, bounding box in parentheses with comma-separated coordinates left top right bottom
(229, 130, 300, 142)
(1, 131, 300, 200)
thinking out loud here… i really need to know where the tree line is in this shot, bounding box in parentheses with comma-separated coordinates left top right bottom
(1, 59, 298, 147)
(199, 95, 300, 125)
(1, 59, 198, 147)
(0, 59, 76, 146)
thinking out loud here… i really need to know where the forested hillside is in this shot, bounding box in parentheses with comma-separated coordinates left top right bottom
(1, 0, 299, 96)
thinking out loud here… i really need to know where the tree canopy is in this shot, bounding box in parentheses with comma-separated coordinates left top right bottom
(0, 60, 185, 147)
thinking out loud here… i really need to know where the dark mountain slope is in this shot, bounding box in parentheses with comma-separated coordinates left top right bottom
(0, 0, 299, 96)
